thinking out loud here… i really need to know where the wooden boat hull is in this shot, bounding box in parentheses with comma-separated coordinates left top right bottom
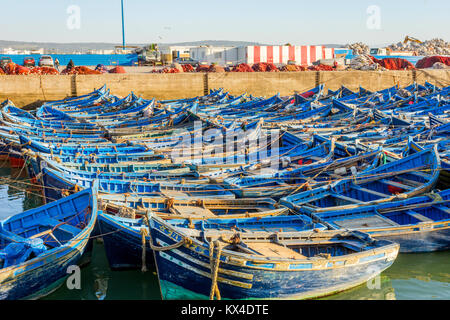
(0, 243, 87, 300)
(0, 186, 98, 300)
(149, 218, 399, 300)
(97, 213, 154, 270)
(371, 228, 450, 253)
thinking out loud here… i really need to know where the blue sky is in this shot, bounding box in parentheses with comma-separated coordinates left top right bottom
(1, 0, 448, 45)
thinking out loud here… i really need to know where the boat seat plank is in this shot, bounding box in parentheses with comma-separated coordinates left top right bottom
(408, 171, 432, 180)
(244, 242, 307, 259)
(404, 210, 434, 223)
(39, 218, 82, 235)
(330, 213, 399, 229)
(170, 205, 216, 217)
(433, 205, 450, 215)
(379, 179, 414, 191)
(0, 229, 28, 243)
(160, 190, 189, 199)
(332, 194, 363, 204)
(352, 185, 390, 198)
(395, 176, 423, 187)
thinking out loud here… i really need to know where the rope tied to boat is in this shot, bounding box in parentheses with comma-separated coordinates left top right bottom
(166, 197, 174, 209)
(140, 225, 149, 272)
(209, 240, 222, 300)
(426, 192, 443, 203)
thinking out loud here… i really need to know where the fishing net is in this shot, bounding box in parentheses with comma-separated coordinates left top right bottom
(30, 67, 59, 75)
(181, 64, 195, 72)
(109, 66, 126, 74)
(4, 62, 18, 74)
(308, 64, 335, 71)
(231, 63, 253, 72)
(208, 65, 225, 73)
(279, 64, 307, 72)
(371, 57, 415, 70)
(61, 66, 102, 75)
(415, 56, 450, 69)
(196, 65, 210, 72)
(252, 63, 279, 72)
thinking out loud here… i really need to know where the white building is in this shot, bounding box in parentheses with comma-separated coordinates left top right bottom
(188, 45, 336, 66)
(190, 46, 239, 65)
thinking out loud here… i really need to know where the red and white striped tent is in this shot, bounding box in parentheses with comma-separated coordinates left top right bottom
(245, 46, 335, 65)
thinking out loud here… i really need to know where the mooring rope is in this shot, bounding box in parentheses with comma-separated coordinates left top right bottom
(209, 240, 222, 300)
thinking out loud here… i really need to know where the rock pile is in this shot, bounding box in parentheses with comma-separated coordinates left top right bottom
(388, 38, 450, 56)
(345, 42, 370, 55)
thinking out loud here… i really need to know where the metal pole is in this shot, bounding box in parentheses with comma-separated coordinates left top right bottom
(121, 0, 125, 48)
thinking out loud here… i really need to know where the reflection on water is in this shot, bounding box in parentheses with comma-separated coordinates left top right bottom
(0, 167, 43, 221)
(0, 167, 448, 300)
(323, 252, 449, 300)
(43, 240, 162, 300)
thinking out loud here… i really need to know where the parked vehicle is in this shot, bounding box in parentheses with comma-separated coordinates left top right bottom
(23, 57, 35, 67)
(173, 57, 199, 67)
(38, 55, 54, 67)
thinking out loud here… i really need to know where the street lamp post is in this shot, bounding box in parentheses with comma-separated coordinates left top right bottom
(121, 0, 125, 48)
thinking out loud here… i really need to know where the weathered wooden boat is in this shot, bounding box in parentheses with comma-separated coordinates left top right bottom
(148, 214, 399, 299)
(97, 206, 327, 271)
(280, 145, 441, 213)
(0, 185, 98, 300)
(96, 196, 288, 270)
(40, 166, 235, 203)
(223, 147, 382, 199)
(299, 189, 450, 253)
(19, 135, 153, 157)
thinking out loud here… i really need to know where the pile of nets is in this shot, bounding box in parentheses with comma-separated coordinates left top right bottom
(371, 57, 415, 70)
(308, 64, 335, 71)
(232, 63, 254, 72)
(2, 63, 30, 75)
(416, 56, 450, 69)
(61, 66, 102, 75)
(208, 65, 225, 73)
(109, 66, 126, 74)
(196, 65, 210, 72)
(252, 62, 279, 72)
(1, 63, 59, 75)
(182, 64, 195, 72)
(95, 64, 109, 73)
(161, 67, 180, 73)
(29, 67, 59, 75)
(279, 65, 307, 72)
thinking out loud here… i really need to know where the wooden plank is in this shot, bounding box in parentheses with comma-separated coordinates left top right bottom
(408, 171, 432, 180)
(352, 185, 390, 198)
(244, 242, 307, 259)
(404, 210, 434, 223)
(331, 214, 399, 229)
(170, 205, 216, 217)
(395, 176, 423, 187)
(433, 205, 450, 215)
(380, 179, 414, 191)
(333, 194, 363, 204)
(160, 190, 189, 199)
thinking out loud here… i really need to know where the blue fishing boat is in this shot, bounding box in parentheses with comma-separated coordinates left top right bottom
(40, 166, 235, 203)
(148, 214, 399, 299)
(0, 185, 98, 299)
(280, 146, 441, 213)
(295, 189, 450, 253)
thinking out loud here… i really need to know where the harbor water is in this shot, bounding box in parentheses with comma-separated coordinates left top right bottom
(1, 166, 448, 300)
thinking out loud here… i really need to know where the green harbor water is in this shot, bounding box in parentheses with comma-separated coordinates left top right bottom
(1, 166, 449, 300)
